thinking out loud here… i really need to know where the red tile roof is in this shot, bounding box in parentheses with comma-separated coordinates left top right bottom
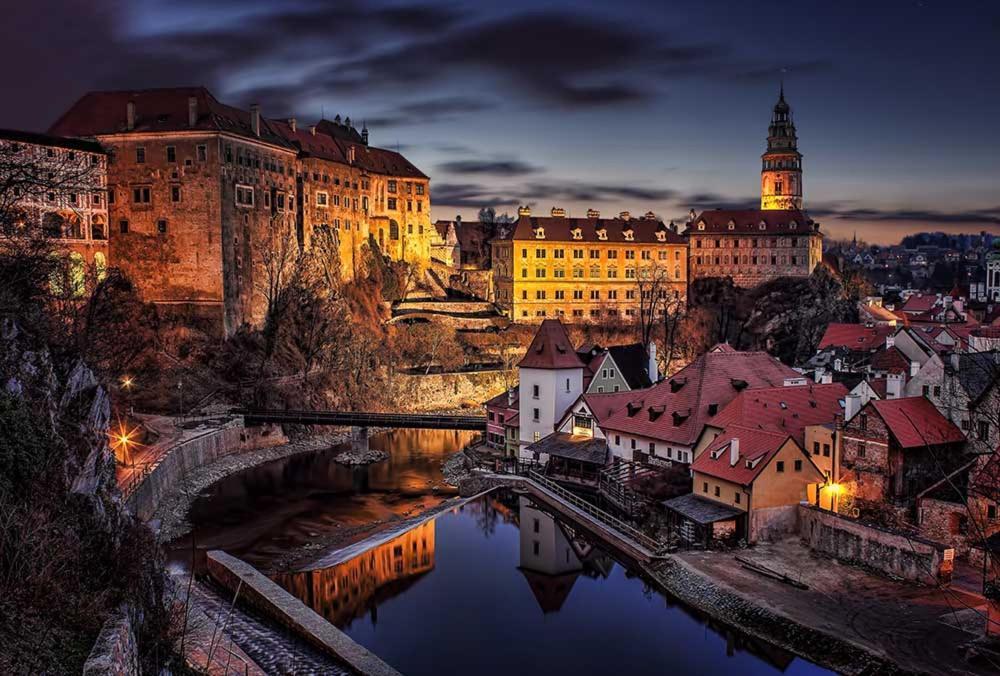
(691, 426, 797, 486)
(817, 323, 893, 351)
(685, 209, 818, 235)
(870, 346, 911, 375)
(900, 294, 939, 314)
(275, 118, 427, 178)
(270, 119, 349, 163)
(869, 397, 965, 449)
(583, 349, 799, 446)
(518, 320, 585, 369)
(509, 215, 685, 244)
(860, 303, 906, 325)
(707, 383, 848, 447)
(48, 87, 294, 151)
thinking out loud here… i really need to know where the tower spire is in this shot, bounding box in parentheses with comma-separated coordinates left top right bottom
(760, 86, 803, 211)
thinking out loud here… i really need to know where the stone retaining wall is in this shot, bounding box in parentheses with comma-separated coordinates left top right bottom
(798, 504, 954, 584)
(82, 604, 138, 676)
(127, 420, 287, 521)
(206, 550, 401, 676)
(391, 369, 508, 411)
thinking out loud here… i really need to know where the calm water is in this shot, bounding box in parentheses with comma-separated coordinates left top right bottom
(168, 428, 477, 571)
(274, 491, 830, 676)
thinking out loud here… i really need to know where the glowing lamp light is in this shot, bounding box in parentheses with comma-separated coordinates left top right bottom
(823, 482, 843, 495)
(121, 375, 134, 390)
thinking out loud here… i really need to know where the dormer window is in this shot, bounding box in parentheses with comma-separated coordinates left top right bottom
(534, 227, 545, 239)
(596, 228, 608, 240)
(571, 227, 582, 240)
(697, 221, 706, 231)
(727, 220, 735, 231)
(626, 401, 643, 417)
(669, 378, 686, 393)
(623, 228, 634, 241)
(759, 221, 767, 230)
(789, 221, 798, 230)
(656, 230, 666, 242)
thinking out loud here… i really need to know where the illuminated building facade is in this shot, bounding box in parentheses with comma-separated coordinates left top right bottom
(760, 86, 803, 211)
(492, 208, 688, 322)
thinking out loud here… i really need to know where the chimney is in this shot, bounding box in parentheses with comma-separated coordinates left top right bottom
(669, 220, 678, 233)
(885, 334, 895, 349)
(507, 388, 515, 406)
(821, 372, 833, 384)
(187, 96, 198, 128)
(910, 360, 920, 378)
(814, 367, 825, 383)
(729, 438, 740, 466)
(586, 208, 600, 219)
(950, 352, 960, 372)
(643, 210, 656, 220)
(647, 342, 658, 384)
(309, 125, 317, 136)
(550, 206, 566, 217)
(518, 205, 531, 217)
(688, 208, 697, 223)
(345, 116, 352, 128)
(361, 122, 369, 146)
(126, 101, 135, 131)
(845, 393, 861, 422)
(250, 104, 261, 136)
(619, 211, 631, 221)
(886, 373, 903, 399)
(288, 118, 297, 132)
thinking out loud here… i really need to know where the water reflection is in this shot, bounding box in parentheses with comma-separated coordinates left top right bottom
(273, 491, 829, 676)
(168, 428, 475, 572)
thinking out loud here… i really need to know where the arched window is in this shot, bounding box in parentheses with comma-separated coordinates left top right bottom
(389, 220, 400, 240)
(91, 216, 107, 240)
(68, 215, 84, 239)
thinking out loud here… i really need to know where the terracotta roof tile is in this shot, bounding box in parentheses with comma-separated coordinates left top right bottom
(691, 426, 796, 486)
(509, 215, 685, 244)
(817, 323, 893, 352)
(685, 208, 818, 235)
(708, 383, 848, 447)
(518, 320, 585, 369)
(869, 397, 965, 448)
(584, 350, 799, 446)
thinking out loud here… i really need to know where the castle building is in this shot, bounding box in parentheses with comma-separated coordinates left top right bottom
(686, 88, 822, 287)
(760, 86, 803, 211)
(0, 129, 109, 282)
(48, 87, 432, 336)
(491, 208, 688, 322)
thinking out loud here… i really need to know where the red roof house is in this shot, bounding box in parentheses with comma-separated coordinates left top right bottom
(817, 323, 894, 352)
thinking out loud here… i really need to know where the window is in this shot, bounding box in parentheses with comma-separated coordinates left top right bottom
(565, 378, 570, 392)
(171, 185, 181, 203)
(823, 444, 830, 457)
(132, 186, 151, 204)
(533, 518, 540, 533)
(714, 485, 720, 497)
(532, 408, 540, 422)
(615, 435, 621, 446)
(119, 219, 129, 234)
(387, 180, 397, 193)
(794, 459, 802, 472)
(989, 505, 998, 520)
(648, 442, 655, 454)
(387, 197, 397, 210)
(776, 461, 785, 473)
(235, 185, 254, 207)
(630, 439, 636, 450)
(135, 147, 145, 163)
(703, 482, 708, 493)
(532, 384, 539, 399)
(316, 192, 328, 207)
(533, 541, 539, 556)
(416, 184, 425, 195)
(857, 442, 866, 458)
(157, 219, 167, 234)
(197, 145, 207, 161)
(735, 492, 741, 504)
(166, 146, 176, 163)
(979, 421, 990, 441)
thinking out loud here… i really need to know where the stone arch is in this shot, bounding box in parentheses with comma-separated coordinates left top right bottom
(43, 212, 65, 238)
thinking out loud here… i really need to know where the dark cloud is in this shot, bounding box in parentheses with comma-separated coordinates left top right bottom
(364, 97, 494, 129)
(432, 183, 522, 209)
(431, 179, 676, 209)
(437, 160, 542, 176)
(809, 204, 1000, 226)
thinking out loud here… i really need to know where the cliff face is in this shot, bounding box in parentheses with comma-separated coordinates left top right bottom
(0, 317, 170, 673)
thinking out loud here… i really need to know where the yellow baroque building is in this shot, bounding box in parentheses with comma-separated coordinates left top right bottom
(492, 208, 688, 322)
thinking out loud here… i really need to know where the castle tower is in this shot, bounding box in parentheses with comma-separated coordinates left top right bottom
(760, 85, 803, 210)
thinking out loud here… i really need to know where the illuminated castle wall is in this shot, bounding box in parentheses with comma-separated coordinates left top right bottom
(760, 86, 803, 211)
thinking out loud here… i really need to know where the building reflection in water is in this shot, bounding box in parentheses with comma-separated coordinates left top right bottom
(274, 519, 436, 628)
(517, 496, 614, 613)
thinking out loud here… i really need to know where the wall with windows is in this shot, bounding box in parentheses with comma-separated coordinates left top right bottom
(688, 230, 821, 287)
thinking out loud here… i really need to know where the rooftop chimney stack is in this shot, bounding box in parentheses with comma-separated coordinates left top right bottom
(309, 125, 317, 136)
(647, 342, 658, 384)
(689, 208, 697, 223)
(288, 118, 297, 132)
(345, 116, 352, 128)
(845, 393, 862, 421)
(126, 101, 135, 131)
(619, 211, 631, 221)
(586, 208, 600, 219)
(361, 122, 369, 146)
(550, 206, 566, 217)
(730, 438, 740, 466)
(187, 96, 198, 128)
(250, 104, 260, 136)
(518, 205, 531, 217)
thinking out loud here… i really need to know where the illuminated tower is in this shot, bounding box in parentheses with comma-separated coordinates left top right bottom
(760, 85, 803, 210)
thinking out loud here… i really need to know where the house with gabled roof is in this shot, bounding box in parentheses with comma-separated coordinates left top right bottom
(664, 426, 824, 545)
(576, 342, 657, 394)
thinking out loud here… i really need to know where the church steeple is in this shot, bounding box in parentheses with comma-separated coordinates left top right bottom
(760, 85, 803, 210)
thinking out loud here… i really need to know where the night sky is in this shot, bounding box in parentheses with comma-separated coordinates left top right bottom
(5, 0, 999, 244)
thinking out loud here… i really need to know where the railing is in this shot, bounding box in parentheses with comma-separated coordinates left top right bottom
(598, 461, 658, 517)
(527, 470, 664, 555)
(237, 408, 486, 430)
(120, 426, 226, 501)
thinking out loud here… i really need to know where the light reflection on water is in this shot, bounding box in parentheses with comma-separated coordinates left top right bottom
(274, 491, 832, 676)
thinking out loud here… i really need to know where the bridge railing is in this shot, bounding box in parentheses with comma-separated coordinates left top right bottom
(527, 469, 663, 555)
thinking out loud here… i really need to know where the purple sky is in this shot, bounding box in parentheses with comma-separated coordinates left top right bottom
(4, 0, 999, 244)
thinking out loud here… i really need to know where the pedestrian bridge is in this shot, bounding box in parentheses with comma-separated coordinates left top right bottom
(236, 408, 486, 430)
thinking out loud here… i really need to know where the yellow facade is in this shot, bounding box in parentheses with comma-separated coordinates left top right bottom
(493, 217, 688, 323)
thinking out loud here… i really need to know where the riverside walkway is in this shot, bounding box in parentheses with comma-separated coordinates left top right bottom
(237, 408, 486, 430)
